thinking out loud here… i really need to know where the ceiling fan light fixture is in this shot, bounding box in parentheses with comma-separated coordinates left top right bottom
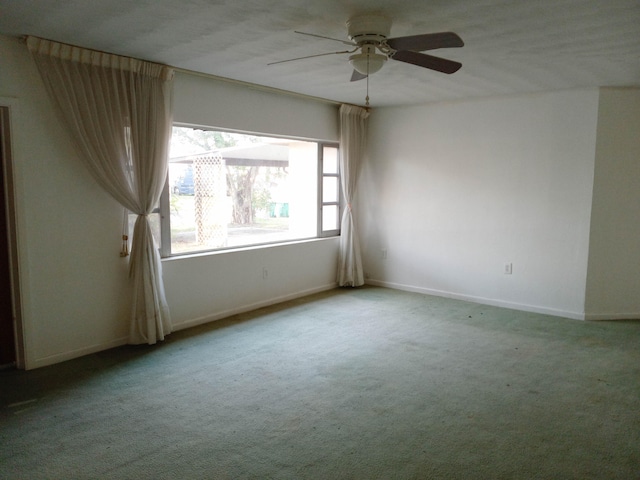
(349, 50, 387, 75)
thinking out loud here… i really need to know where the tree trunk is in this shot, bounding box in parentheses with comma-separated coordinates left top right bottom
(228, 166, 259, 225)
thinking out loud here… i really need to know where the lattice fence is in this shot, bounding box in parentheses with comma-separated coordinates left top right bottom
(193, 154, 227, 248)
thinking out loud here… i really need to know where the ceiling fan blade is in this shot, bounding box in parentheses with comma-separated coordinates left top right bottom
(391, 50, 462, 74)
(350, 70, 367, 82)
(386, 32, 464, 52)
(294, 31, 357, 47)
(268, 49, 353, 66)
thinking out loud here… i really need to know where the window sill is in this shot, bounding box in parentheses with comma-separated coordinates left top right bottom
(161, 235, 339, 262)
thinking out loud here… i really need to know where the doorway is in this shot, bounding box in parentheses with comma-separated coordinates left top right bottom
(0, 105, 23, 368)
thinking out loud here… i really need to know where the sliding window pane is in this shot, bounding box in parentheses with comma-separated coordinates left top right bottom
(323, 177, 339, 203)
(322, 204, 339, 231)
(323, 146, 338, 174)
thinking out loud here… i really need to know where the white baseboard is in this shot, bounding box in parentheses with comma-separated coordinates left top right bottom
(32, 281, 633, 370)
(26, 283, 338, 369)
(28, 336, 129, 370)
(584, 312, 640, 321)
(365, 279, 586, 320)
(172, 282, 339, 331)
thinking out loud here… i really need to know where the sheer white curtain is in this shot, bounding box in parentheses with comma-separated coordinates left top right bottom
(337, 104, 370, 287)
(27, 36, 173, 344)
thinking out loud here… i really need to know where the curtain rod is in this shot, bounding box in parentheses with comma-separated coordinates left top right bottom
(20, 35, 364, 110)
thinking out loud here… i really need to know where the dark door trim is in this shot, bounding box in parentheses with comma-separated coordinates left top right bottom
(1, 101, 25, 369)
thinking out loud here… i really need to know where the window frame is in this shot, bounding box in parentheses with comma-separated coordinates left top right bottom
(317, 143, 341, 238)
(158, 125, 340, 258)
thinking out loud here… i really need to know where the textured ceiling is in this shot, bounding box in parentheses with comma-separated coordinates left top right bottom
(1, 0, 639, 107)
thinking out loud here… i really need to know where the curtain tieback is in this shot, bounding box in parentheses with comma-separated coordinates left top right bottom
(121, 208, 129, 257)
(120, 235, 129, 257)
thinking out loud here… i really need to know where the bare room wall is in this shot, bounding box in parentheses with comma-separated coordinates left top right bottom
(359, 90, 600, 318)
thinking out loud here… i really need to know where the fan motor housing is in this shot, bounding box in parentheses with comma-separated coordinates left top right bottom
(347, 14, 391, 45)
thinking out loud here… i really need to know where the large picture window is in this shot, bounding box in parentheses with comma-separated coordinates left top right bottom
(159, 126, 340, 256)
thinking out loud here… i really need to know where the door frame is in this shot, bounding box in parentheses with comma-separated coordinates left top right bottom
(1, 99, 25, 369)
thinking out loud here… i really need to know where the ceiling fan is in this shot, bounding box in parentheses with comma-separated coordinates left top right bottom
(269, 14, 464, 105)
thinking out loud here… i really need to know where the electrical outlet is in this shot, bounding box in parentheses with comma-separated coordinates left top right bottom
(381, 248, 387, 260)
(262, 267, 268, 279)
(504, 263, 513, 275)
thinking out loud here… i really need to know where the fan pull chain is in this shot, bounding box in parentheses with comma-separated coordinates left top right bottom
(365, 52, 370, 107)
(366, 80, 370, 107)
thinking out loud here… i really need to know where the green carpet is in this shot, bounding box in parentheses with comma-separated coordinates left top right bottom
(1, 286, 639, 479)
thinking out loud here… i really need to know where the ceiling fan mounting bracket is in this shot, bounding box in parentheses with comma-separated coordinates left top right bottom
(347, 14, 391, 46)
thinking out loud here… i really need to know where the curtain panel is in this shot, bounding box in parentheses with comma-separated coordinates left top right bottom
(27, 36, 173, 344)
(337, 104, 369, 287)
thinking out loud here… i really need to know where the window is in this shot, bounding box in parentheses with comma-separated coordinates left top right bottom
(159, 126, 340, 256)
(320, 145, 341, 234)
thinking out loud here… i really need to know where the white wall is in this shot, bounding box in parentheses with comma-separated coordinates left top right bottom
(0, 35, 339, 369)
(585, 88, 640, 319)
(166, 71, 340, 329)
(173, 71, 338, 142)
(1, 36, 131, 368)
(359, 90, 601, 318)
(164, 239, 338, 330)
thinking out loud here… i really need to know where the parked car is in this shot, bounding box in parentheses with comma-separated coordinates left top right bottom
(173, 167, 194, 195)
